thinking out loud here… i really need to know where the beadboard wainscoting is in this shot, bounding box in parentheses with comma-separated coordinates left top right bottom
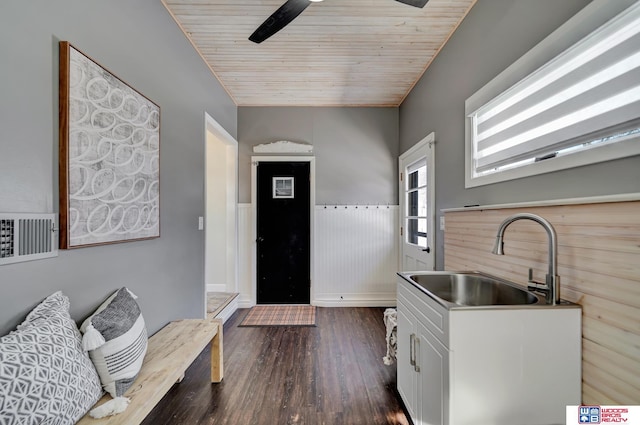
(443, 200, 640, 405)
(236, 204, 399, 308)
(314, 205, 399, 306)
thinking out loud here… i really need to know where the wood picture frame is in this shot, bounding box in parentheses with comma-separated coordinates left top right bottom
(59, 41, 160, 249)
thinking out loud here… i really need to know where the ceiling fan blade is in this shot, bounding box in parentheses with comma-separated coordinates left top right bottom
(395, 0, 429, 8)
(249, 0, 311, 44)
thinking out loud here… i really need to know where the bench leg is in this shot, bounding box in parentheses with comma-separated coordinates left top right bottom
(210, 319, 223, 383)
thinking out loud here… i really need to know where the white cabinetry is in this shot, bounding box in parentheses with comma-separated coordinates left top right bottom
(416, 319, 447, 425)
(397, 278, 449, 425)
(396, 305, 418, 420)
(397, 276, 581, 425)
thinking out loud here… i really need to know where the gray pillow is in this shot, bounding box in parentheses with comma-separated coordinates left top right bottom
(0, 291, 103, 425)
(80, 287, 148, 398)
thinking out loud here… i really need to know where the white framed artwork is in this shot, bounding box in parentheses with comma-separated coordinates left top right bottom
(58, 41, 160, 249)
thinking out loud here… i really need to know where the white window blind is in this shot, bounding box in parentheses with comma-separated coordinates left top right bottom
(467, 0, 640, 181)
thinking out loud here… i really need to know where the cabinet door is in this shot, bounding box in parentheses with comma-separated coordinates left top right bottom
(396, 303, 418, 421)
(416, 321, 448, 425)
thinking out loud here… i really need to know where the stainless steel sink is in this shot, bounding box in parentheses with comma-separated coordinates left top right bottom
(401, 271, 542, 308)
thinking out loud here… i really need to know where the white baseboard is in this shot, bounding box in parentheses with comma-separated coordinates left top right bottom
(206, 284, 228, 292)
(231, 294, 395, 308)
(215, 297, 239, 324)
(237, 294, 253, 309)
(313, 293, 397, 307)
(232, 292, 396, 308)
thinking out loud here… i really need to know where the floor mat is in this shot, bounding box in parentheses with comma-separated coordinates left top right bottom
(239, 305, 316, 327)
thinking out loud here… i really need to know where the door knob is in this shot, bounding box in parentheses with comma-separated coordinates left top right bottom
(257, 236, 265, 242)
(422, 247, 431, 253)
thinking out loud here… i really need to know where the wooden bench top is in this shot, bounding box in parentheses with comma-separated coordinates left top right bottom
(77, 318, 223, 425)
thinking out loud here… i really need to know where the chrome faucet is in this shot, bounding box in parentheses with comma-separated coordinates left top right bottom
(491, 213, 560, 305)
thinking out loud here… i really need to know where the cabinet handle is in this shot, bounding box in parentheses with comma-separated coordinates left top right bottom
(414, 337, 421, 372)
(409, 333, 416, 367)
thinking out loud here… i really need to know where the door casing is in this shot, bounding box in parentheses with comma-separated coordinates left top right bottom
(251, 155, 315, 306)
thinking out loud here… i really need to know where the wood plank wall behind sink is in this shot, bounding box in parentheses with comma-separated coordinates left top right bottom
(443, 200, 640, 405)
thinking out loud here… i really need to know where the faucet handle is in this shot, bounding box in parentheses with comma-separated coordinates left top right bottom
(527, 268, 549, 294)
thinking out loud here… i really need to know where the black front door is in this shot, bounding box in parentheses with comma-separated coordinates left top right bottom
(256, 161, 310, 304)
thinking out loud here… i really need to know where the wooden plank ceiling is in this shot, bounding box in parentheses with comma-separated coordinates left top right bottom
(162, 0, 476, 106)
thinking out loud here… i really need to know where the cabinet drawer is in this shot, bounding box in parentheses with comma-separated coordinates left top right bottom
(398, 277, 449, 346)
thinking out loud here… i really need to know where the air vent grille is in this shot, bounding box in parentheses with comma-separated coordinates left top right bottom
(0, 219, 15, 258)
(0, 213, 58, 266)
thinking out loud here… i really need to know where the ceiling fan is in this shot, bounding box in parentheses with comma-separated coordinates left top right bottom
(249, 0, 429, 44)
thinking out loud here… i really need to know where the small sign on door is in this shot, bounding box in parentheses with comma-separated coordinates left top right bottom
(273, 177, 294, 199)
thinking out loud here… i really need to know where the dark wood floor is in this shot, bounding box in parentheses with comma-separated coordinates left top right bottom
(143, 307, 409, 425)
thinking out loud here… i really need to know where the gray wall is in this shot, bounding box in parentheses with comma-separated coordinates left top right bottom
(0, 0, 237, 336)
(238, 107, 399, 205)
(399, 0, 640, 269)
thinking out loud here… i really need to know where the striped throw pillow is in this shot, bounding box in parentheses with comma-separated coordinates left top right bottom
(80, 288, 148, 398)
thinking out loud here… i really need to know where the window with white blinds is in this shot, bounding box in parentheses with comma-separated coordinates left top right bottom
(465, 0, 640, 187)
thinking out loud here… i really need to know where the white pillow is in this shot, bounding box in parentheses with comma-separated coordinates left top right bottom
(80, 287, 148, 399)
(0, 291, 103, 425)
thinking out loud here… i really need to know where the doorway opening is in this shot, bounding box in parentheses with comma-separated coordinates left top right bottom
(204, 113, 238, 312)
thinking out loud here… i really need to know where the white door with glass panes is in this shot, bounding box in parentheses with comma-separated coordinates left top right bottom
(399, 133, 435, 271)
